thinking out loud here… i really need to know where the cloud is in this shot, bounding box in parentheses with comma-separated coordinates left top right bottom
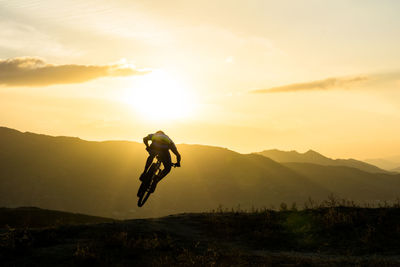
(0, 57, 149, 87)
(251, 76, 368, 93)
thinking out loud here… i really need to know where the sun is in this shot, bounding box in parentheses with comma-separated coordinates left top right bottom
(123, 70, 195, 121)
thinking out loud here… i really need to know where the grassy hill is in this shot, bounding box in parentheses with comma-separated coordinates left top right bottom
(1, 205, 400, 266)
(1, 126, 400, 219)
(258, 149, 388, 174)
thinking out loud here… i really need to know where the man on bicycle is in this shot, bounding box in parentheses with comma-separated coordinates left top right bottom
(140, 130, 181, 192)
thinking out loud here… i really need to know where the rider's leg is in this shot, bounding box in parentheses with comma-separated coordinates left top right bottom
(143, 154, 155, 173)
(158, 163, 172, 181)
(149, 163, 170, 193)
(149, 151, 171, 192)
(156, 151, 172, 182)
(140, 153, 155, 181)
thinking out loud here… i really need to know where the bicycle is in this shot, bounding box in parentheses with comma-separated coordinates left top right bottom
(137, 155, 177, 207)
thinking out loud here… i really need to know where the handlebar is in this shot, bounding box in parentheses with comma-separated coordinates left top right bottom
(146, 147, 180, 168)
(147, 149, 180, 168)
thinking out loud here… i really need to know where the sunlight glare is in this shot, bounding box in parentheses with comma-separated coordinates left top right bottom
(124, 70, 195, 121)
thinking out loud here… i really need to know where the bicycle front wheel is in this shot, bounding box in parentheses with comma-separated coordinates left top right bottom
(137, 163, 158, 207)
(137, 188, 152, 207)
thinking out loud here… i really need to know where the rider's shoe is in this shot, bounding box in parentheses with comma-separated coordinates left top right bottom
(139, 173, 146, 182)
(149, 177, 160, 193)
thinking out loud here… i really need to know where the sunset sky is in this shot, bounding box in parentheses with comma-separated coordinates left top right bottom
(1, 0, 400, 159)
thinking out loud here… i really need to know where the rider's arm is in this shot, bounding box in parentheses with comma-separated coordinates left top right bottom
(143, 134, 152, 149)
(170, 143, 181, 166)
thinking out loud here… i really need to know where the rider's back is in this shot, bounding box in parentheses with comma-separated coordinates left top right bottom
(148, 132, 173, 150)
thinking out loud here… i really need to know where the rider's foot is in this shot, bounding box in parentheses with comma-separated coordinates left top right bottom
(149, 177, 160, 193)
(139, 173, 146, 182)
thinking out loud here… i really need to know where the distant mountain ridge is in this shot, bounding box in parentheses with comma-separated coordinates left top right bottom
(1, 126, 400, 219)
(257, 149, 389, 174)
(364, 156, 400, 172)
(392, 166, 400, 173)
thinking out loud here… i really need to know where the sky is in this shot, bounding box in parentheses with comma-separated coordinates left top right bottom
(1, 0, 400, 159)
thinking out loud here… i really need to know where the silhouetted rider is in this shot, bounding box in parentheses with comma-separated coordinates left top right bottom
(140, 130, 181, 192)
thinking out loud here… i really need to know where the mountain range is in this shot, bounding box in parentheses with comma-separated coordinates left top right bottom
(364, 156, 400, 172)
(1, 126, 399, 219)
(257, 149, 390, 174)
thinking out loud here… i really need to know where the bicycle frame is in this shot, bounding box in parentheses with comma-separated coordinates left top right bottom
(137, 153, 178, 207)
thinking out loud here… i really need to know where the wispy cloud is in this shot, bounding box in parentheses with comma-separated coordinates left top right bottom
(0, 57, 149, 87)
(251, 76, 368, 93)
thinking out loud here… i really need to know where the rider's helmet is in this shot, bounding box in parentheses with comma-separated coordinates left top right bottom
(155, 130, 165, 135)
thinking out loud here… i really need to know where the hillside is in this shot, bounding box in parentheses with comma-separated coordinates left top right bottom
(0, 207, 115, 228)
(392, 166, 400, 173)
(258, 149, 388, 174)
(1, 126, 400, 219)
(1, 206, 400, 266)
(282, 162, 400, 201)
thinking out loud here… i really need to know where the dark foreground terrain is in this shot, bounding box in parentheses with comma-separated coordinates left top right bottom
(1, 205, 400, 266)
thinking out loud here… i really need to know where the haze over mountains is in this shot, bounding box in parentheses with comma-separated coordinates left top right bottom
(258, 149, 390, 174)
(364, 156, 400, 172)
(1, 126, 400, 219)
(393, 166, 400, 172)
